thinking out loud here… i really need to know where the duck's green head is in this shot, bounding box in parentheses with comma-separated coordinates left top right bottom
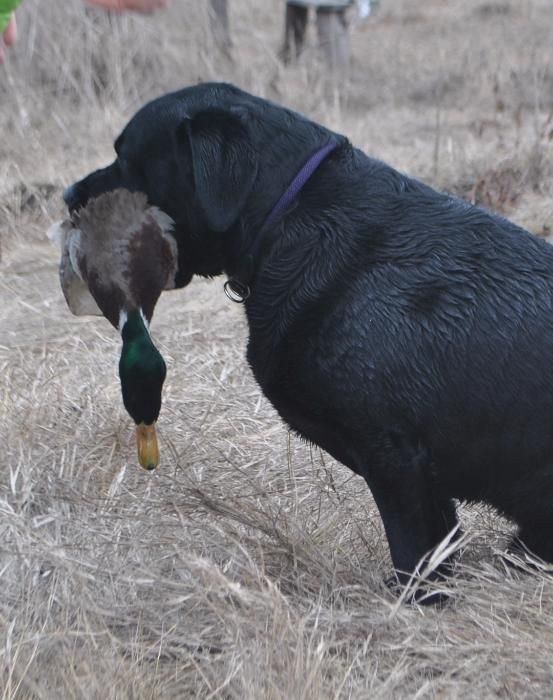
(119, 309, 166, 470)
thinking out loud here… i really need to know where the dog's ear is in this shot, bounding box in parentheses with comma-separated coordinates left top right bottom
(176, 108, 258, 233)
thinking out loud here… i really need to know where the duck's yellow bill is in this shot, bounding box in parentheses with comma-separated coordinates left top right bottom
(136, 422, 159, 471)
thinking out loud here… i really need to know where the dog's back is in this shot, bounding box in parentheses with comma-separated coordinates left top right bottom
(247, 139, 553, 553)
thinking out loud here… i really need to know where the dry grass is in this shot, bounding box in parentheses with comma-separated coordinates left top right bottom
(2, 0, 553, 697)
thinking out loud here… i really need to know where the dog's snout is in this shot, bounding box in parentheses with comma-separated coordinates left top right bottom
(63, 183, 86, 212)
(62, 184, 76, 205)
(63, 162, 121, 213)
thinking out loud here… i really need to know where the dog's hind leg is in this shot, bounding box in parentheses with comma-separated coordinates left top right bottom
(356, 432, 459, 592)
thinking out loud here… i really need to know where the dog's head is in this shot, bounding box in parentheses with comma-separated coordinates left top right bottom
(64, 85, 259, 286)
(65, 82, 337, 287)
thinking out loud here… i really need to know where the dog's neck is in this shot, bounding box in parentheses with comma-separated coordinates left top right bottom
(224, 142, 338, 303)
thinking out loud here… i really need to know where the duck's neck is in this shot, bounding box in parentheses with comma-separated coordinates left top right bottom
(120, 308, 150, 343)
(119, 309, 162, 375)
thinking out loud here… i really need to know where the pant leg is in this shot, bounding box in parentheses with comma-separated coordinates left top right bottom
(209, 0, 232, 54)
(280, 3, 309, 64)
(315, 7, 350, 72)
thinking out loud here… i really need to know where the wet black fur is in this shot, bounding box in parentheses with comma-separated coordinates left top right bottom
(65, 82, 553, 593)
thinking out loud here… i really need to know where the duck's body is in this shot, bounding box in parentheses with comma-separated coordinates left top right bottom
(48, 189, 177, 469)
(49, 189, 177, 326)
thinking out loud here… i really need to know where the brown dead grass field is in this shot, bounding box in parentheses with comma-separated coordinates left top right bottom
(2, 0, 553, 697)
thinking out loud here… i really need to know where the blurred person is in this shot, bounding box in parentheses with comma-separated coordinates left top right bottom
(0, 0, 168, 65)
(358, 0, 378, 20)
(0, 0, 18, 65)
(281, 0, 353, 71)
(85, 0, 168, 9)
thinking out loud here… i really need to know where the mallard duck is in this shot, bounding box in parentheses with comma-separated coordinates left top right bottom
(48, 189, 178, 470)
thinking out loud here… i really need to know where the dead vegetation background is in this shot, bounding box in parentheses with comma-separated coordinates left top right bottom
(1, 0, 553, 697)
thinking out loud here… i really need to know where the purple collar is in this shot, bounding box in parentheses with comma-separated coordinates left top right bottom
(224, 141, 337, 302)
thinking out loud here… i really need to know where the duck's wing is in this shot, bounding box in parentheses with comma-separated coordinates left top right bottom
(47, 220, 103, 317)
(149, 207, 178, 291)
(122, 205, 178, 321)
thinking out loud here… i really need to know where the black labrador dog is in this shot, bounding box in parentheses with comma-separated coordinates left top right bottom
(64, 82, 553, 595)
